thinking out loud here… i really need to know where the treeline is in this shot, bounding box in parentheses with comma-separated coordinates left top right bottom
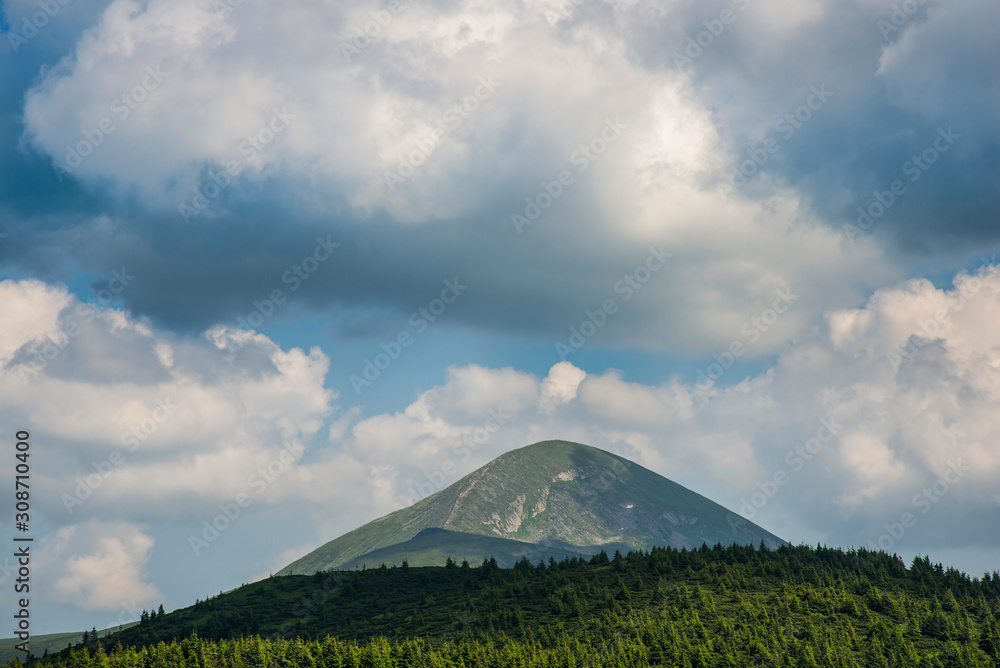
(15, 542, 1000, 667)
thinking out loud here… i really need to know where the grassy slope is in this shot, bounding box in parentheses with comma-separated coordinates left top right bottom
(0, 624, 136, 664)
(332, 528, 588, 569)
(282, 440, 784, 574)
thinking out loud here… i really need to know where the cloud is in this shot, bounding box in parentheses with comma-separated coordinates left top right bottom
(540, 361, 585, 413)
(12, 0, 906, 357)
(0, 278, 335, 523)
(37, 521, 162, 612)
(0, 279, 70, 365)
(577, 369, 692, 428)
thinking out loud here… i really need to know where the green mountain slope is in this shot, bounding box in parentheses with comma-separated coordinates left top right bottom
(333, 527, 593, 569)
(281, 440, 783, 574)
(0, 624, 136, 664)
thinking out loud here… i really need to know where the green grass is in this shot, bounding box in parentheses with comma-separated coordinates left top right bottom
(331, 527, 588, 569)
(0, 624, 136, 664)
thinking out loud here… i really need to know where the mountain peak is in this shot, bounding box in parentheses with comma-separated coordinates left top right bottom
(280, 440, 783, 574)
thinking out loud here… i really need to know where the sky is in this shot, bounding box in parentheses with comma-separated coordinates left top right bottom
(1, 0, 999, 635)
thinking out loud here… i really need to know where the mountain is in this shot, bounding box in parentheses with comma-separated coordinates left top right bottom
(332, 527, 591, 569)
(281, 440, 784, 574)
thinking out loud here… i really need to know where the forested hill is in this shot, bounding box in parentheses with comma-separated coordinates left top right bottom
(17, 543, 1000, 668)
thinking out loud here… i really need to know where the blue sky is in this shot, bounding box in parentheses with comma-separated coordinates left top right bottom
(1, 0, 1000, 635)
